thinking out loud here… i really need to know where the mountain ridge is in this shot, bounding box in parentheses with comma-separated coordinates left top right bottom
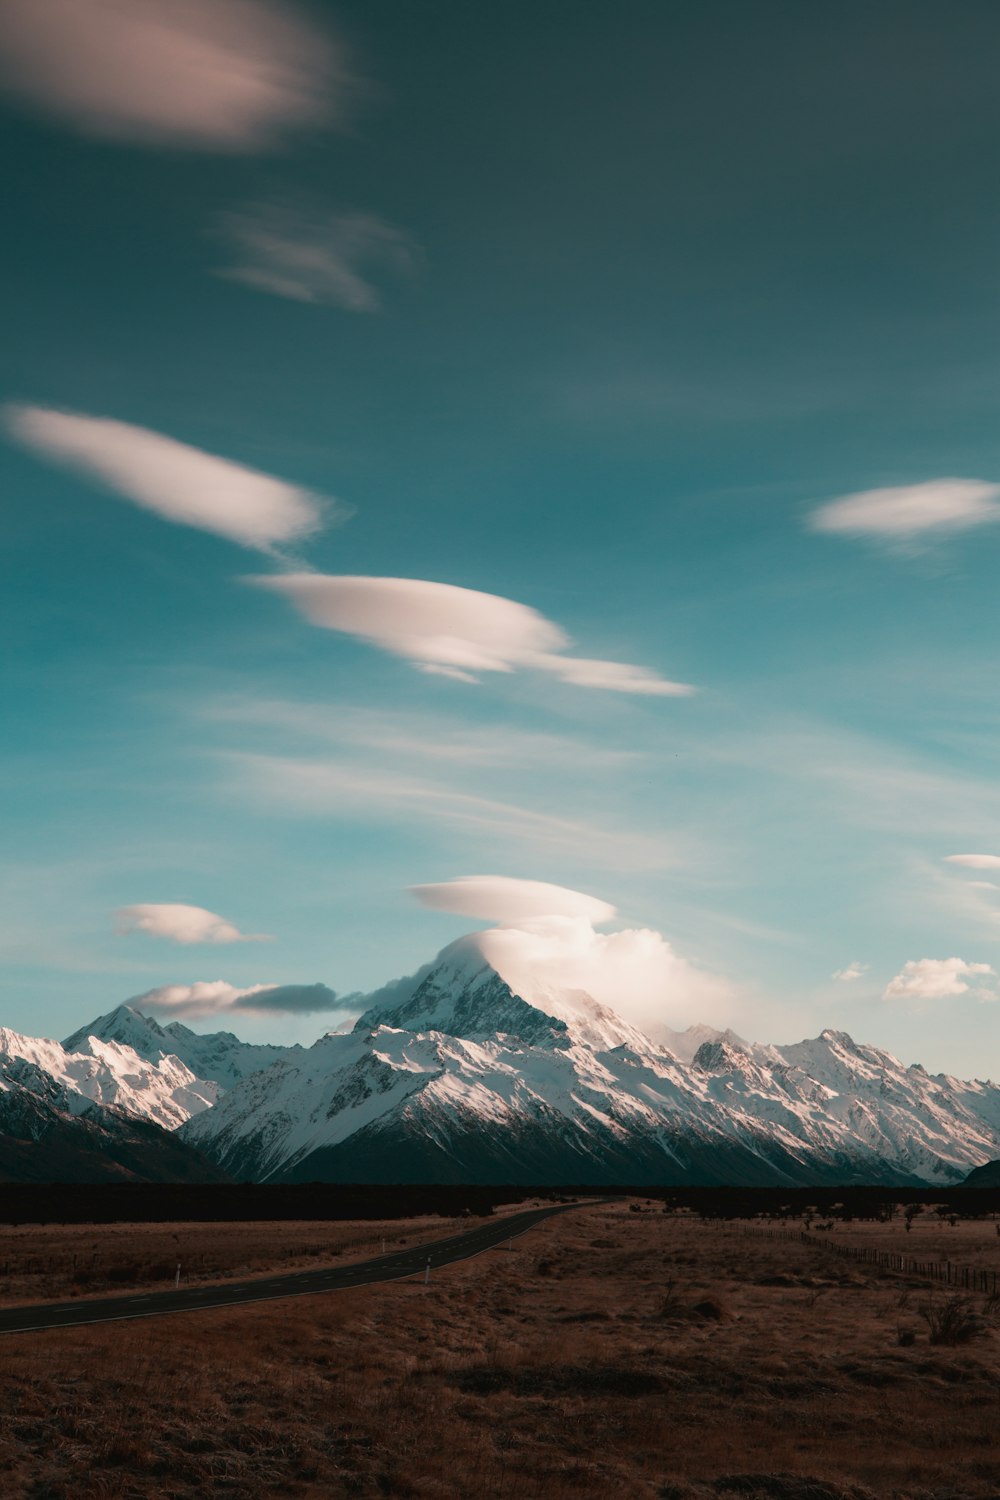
(178, 942, 1000, 1187)
(5, 936, 999, 1186)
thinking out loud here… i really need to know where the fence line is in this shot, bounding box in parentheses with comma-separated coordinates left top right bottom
(739, 1225, 999, 1296)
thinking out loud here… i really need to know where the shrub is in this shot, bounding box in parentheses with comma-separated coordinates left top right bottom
(920, 1295, 984, 1346)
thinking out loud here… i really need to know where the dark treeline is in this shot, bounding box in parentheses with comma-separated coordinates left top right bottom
(1, 1181, 1000, 1225)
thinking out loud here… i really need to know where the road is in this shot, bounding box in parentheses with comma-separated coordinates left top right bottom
(0, 1199, 609, 1336)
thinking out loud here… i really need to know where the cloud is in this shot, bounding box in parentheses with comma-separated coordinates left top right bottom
(248, 574, 694, 696)
(809, 479, 1000, 544)
(478, 918, 735, 1037)
(944, 854, 1000, 870)
(883, 957, 996, 1004)
(203, 697, 645, 772)
(4, 405, 338, 553)
(0, 0, 351, 150)
(216, 205, 415, 310)
(393, 876, 736, 1038)
(115, 903, 268, 946)
(833, 962, 867, 982)
(410, 875, 617, 927)
(224, 752, 672, 870)
(131, 979, 342, 1020)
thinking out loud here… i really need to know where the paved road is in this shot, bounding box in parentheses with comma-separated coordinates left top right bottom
(0, 1199, 610, 1336)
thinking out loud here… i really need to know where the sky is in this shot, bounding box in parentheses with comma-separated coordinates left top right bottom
(2, 0, 1000, 1076)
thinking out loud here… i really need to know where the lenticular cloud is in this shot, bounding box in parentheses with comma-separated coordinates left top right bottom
(411, 875, 617, 926)
(249, 573, 694, 696)
(407, 874, 734, 1036)
(115, 904, 268, 946)
(0, 0, 348, 150)
(5, 405, 334, 553)
(810, 479, 1000, 543)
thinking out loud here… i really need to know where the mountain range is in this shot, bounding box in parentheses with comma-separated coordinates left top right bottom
(5, 930, 1000, 1185)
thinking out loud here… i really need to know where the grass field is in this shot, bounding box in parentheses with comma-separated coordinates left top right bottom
(0, 1214, 476, 1307)
(2, 1200, 1000, 1498)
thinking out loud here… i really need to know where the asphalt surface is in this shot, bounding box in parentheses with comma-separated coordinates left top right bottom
(0, 1199, 608, 1336)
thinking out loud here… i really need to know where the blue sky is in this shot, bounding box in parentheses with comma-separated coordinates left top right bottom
(2, 0, 1000, 1075)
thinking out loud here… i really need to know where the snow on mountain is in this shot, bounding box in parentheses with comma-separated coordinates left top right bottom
(0, 1025, 218, 1129)
(179, 939, 1000, 1187)
(356, 932, 668, 1053)
(63, 1005, 302, 1089)
(0, 1051, 226, 1183)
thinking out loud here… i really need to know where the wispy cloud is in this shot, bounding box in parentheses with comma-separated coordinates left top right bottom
(201, 697, 645, 772)
(944, 853, 1000, 870)
(410, 875, 617, 927)
(0, 0, 353, 150)
(809, 479, 1000, 545)
(131, 978, 342, 1020)
(115, 903, 269, 946)
(884, 957, 996, 1004)
(216, 204, 416, 310)
(247, 574, 694, 696)
(4, 405, 342, 553)
(222, 752, 672, 870)
(832, 962, 867, 982)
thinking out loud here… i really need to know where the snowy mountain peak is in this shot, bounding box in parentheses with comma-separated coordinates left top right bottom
(354, 932, 654, 1053)
(356, 936, 570, 1047)
(64, 1004, 303, 1090)
(1, 1022, 218, 1129)
(63, 1003, 169, 1057)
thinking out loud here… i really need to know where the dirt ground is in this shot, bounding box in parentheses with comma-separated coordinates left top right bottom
(2, 1200, 1000, 1499)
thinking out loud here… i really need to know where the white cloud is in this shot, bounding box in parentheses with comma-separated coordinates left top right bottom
(115, 903, 268, 946)
(410, 875, 617, 927)
(248, 574, 694, 696)
(833, 962, 867, 982)
(0, 0, 350, 150)
(810, 479, 1000, 543)
(4, 405, 337, 553)
(216, 205, 415, 310)
(400, 876, 735, 1038)
(131, 979, 342, 1020)
(478, 918, 735, 1037)
(944, 854, 1000, 870)
(883, 957, 996, 1004)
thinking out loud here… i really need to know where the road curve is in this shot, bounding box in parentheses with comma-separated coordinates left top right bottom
(0, 1199, 613, 1336)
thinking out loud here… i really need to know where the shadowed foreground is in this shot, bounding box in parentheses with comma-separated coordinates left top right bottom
(2, 1201, 1000, 1498)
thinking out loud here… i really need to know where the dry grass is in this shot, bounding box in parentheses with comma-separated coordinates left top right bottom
(797, 1209, 1000, 1275)
(0, 1215, 473, 1307)
(1, 1204, 1000, 1498)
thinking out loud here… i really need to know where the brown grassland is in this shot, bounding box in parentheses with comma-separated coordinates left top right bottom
(2, 1199, 1000, 1499)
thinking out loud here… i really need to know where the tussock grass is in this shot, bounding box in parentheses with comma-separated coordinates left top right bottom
(0, 1204, 998, 1497)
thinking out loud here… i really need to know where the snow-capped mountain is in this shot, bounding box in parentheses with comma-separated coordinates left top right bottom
(177, 934, 1000, 1187)
(0, 1025, 218, 1129)
(63, 1005, 303, 1089)
(0, 1049, 225, 1183)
